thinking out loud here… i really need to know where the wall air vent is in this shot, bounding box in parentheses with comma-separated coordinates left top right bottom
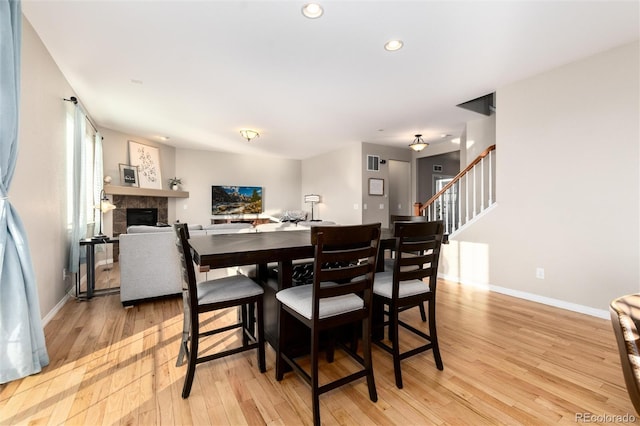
(367, 155, 380, 171)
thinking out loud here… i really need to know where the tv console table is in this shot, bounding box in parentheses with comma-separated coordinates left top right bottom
(211, 218, 273, 226)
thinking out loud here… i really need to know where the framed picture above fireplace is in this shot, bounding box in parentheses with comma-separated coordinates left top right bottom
(119, 163, 139, 187)
(128, 140, 162, 189)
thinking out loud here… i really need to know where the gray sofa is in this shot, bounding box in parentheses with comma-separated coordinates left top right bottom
(119, 223, 252, 305)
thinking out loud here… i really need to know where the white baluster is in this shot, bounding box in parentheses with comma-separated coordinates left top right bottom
(444, 190, 449, 233)
(457, 181, 462, 230)
(480, 156, 485, 211)
(451, 183, 457, 233)
(465, 173, 469, 223)
(488, 150, 494, 205)
(473, 165, 477, 217)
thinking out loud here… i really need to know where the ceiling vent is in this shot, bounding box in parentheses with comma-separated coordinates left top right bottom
(457, 93, 495, 116)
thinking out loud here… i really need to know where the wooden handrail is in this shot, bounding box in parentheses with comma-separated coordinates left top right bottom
(414, 144, 496, 215)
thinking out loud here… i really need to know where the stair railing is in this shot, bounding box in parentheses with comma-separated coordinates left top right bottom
(414, 144, 496, 235)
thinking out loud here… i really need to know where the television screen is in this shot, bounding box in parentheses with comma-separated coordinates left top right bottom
(211, 185, 263, 215)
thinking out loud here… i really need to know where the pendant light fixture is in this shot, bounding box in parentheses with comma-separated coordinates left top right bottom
(409, 134, 428, 152)
(239, 129, 260, 142)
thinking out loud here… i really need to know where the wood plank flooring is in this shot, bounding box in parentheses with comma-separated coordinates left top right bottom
(1, 263, 636, 425)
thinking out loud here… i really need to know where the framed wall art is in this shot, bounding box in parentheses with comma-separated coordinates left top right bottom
(128, 140, 162, 189)
(119, 163, 139, 187)
(368, 178, 384, 196)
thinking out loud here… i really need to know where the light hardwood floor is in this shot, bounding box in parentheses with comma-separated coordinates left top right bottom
(0, 264, 636, 425)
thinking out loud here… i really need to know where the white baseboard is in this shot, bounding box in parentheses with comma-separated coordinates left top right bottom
(42, 258, 115, 327)
(96, 258, 114, 267)
(438, 273, 609, 320)
(42, 293, 70, 327)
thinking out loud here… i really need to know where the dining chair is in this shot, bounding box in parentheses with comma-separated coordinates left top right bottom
(275, 223, 381, 426)
(610, 294, 640, 415)
(373, 220, 444, 389)
(386, 215, 430, 321)
(174, 223, 266, 398)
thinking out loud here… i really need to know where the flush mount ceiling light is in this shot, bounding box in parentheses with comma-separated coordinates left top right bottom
(384, 39, 403, 52)
(409, 134, 428, 152)
(302, 3, 323, 19)
(239, 129, 260, 142)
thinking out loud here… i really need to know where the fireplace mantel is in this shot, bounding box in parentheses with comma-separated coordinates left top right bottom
(104, 184, 189, 198)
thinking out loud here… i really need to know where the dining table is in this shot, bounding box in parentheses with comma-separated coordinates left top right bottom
(188, 227, 396, 350)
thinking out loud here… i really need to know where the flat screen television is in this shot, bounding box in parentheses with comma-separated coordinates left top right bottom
(211, 185, 263, 215)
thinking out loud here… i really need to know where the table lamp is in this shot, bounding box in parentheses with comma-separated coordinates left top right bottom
(304, 194, 321, 221)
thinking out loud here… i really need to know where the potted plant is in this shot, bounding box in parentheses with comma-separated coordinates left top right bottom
(168, 177, 182, 191)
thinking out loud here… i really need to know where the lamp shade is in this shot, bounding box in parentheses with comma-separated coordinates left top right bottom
(304, 194, 320, 203)
(409, 134, 429, 152)
(99, 200, 116, 213)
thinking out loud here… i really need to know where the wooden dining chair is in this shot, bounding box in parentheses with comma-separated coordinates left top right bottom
(174, 223, 266, 398)
(373, 220, 444, 389)
(610, 294, 640, 415)
(275, 223, 381, 426)
(387, 215, 430, 321)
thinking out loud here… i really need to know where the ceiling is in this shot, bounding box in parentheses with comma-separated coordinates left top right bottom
(22, 1, 639, 160)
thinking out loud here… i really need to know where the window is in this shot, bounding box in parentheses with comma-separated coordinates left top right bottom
(66, 107, 98, 232)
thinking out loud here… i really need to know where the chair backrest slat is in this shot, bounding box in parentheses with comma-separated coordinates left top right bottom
(393, 220, 444, 294)
(311, 224, 381, 319)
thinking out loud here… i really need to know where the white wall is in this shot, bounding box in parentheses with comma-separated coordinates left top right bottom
(302, 143, 362, 225)
(101, 128, 178, 223)
(15, 17, 74, 318)
(174, 148, 302, 225)
(441, 41, 640, 314)
(101, 129, 177, 192)
(466, 114, 496, 159)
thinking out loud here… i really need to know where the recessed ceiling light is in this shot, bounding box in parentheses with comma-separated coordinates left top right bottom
(384, 40, 403, 52)
(302, 3, 323, 19)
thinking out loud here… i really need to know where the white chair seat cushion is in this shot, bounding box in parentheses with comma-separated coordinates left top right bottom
(197, 275, 263, 305)
(276, 284, 364, 320)
(373, 271, 430, 299)
(384, 258, 395, 271)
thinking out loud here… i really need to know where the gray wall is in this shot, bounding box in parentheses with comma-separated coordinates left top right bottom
(15, 17, 74, 319)
(417, 151, 461, 203)
(361, 142, 412, 228)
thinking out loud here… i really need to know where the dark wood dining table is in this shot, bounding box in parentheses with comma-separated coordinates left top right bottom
(188, 228, 395, 350)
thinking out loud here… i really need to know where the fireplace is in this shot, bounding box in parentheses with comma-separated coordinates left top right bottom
(126, 208, 158, 227)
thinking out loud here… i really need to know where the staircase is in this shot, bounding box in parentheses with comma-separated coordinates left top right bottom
(414, 145, 496, 236)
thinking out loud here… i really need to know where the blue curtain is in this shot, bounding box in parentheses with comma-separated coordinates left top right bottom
(67, 106, 87, 272)
(93, 132, 103, 234)
(0, 0, 50, 384)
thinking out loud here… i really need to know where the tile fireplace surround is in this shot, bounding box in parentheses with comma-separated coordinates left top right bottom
(112, 195, 168, 260)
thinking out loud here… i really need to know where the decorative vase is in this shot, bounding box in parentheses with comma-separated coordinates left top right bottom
(172, 184, 179, 191)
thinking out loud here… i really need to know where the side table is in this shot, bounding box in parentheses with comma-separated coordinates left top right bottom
(78, 237, 119, 300)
